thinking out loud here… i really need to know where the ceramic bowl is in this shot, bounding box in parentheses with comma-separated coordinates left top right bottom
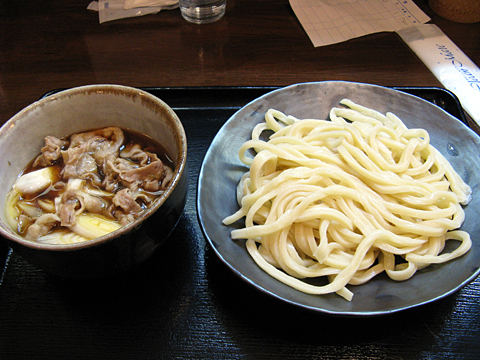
(0, 85, 188, 278)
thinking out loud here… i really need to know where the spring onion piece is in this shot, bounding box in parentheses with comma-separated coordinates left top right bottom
(13, 167, 57, 196)
(67, 178, 114, 198)
(5, 190, 21, 233)
(17, 202, 43, 218)
(36, 230, 89, 245)
(68, 213, 122, 240)
(66, 178, 84, 191)
(37, 199, 55, 213)
(84, 187, 115, 198)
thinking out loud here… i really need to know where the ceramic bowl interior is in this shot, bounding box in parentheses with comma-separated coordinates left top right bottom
(0, 84, 188, 276)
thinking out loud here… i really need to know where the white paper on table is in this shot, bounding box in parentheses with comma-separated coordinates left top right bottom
(290, 0, 430, 47)
(124, 0, 178, 9)
(98, 0, 161, 23)
(88, 0, 177, 23)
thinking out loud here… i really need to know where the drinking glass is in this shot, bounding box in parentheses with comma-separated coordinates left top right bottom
(179, 0, 226, 24)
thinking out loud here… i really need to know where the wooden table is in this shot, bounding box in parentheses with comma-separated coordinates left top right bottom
(1, 1, 480, 359)
(1, 0, 479, 123)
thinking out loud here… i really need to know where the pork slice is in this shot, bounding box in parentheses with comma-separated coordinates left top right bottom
(33, 135, 69, 167)
(120, 145, 160, 166)
(57, 189, 110, 227)
(112, 188, 143, 216)
(70, 127, 124, 164)
(61, 143, 101, 185)
(116, 213, 136, 227)
(101, 154, 130, 192)
(58, 201, 78, 227)
(25, 213, 60, 240)
(119, 160, 166, 192)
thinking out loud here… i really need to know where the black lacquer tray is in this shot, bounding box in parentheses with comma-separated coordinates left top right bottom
(1, 86, 479, 360)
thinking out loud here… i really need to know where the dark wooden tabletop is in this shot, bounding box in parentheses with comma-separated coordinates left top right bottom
(1, 0, 479, 124)
(1, 1, 480, 359)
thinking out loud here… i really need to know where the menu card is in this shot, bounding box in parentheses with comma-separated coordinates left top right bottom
(290, 0, 430, 47)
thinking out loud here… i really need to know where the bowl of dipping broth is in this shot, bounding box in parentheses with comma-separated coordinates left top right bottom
(0, 84, 188, 278)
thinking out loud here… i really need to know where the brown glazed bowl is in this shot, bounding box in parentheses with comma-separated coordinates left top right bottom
(0, 85, 188, 278)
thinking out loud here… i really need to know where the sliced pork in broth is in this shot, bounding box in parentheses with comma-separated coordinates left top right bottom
(5, 127, 174, 244)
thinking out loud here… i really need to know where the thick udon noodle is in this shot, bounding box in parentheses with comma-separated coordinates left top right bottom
(223, 99, 472, 301)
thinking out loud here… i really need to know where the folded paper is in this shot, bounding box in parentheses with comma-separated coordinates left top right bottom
(290, 0, 430, 47)
(88, 0, 178, 23)
(124, 0, 178, 9)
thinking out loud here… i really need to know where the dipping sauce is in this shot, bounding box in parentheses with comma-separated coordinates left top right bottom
(5, 127, 174, 244)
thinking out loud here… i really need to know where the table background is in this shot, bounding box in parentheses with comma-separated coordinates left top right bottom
(1, 0, 480, 359)
(1, 0, 479, 124)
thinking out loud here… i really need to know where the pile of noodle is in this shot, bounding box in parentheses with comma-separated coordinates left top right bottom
(222, 99, 472, 301)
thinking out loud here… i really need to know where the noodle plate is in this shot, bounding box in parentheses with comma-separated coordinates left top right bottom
(222, 99, 472, 301)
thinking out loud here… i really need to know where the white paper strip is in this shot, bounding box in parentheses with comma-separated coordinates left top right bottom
(397, 24, 480, 124)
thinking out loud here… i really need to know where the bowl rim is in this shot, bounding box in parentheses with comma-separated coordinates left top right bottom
(0, 84, 188, 251)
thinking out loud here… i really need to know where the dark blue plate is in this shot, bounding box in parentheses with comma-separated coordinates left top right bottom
(197, 81, 480, 316)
